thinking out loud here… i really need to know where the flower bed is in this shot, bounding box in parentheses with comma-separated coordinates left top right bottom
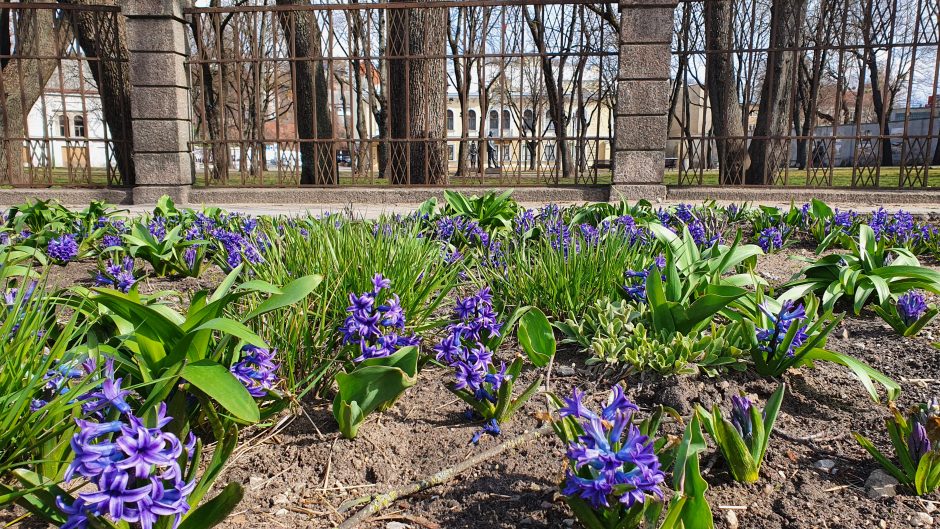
(1, 194, 938, 529)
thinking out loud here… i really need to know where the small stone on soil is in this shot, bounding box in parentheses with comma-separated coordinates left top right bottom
(813, 459, 836, 473)
(248, 476, 264, 490)
(911, 512, 934, 526)
(555, 365, 576, 376)
(273, 508, 288, 517)
(385, 523, 411, 529)
(725, 509, 739, 529)
(866, 469, 899, 499)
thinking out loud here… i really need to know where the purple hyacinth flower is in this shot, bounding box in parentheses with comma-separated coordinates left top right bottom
(558, 388, 597, 421)
(471, 418, 502, 445)
(756, 301, 809, 357)
(116, 423, 181, 479)
(48, 233, 79, 263)
(80, 373, 133, 416)
(730, 395, 754, 442)
(371, 273, 391, 293)
(57, 496, 92, 529)
(79, 467, 152, 520)
(101, 234, 122, 249)
(897, 290, 928, 326)
(230, 344, 279, 398)
(560, 386, 665, 510)
(908, 421, 932, 463)
(601, 384, 639, 421)
(758, 226, 784, 252)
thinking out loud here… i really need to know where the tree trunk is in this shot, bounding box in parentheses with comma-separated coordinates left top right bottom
(388, 0, 447, 185)
(865, 53, 894, 166)
(58, 0, 135, 184)
(523, 5, 574, 180)
(189, 1, 229, 182)
(704, 0, 749, 184)
(276, 0, 336, 185)
(746, 0, 805, 184)
(0, 8, 60, 185)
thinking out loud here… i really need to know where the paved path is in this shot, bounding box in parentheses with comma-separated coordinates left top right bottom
(113, 200, 940, 219)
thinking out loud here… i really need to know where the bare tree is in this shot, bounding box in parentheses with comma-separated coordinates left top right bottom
(854, 0, 916, 166)
(704, 0, 749, 183)
(0, 8, 60, 184)
(447, 6, 494, 177)
(388, 0, 447, 184)
(746, 0, 806, 183)
(276, 0, 336, 184)
(56, 0, 136, 182)
(523, 3, 577, 180)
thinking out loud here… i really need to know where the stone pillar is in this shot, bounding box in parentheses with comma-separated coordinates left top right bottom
(611, 0, 674, 202)
(122, 0, 193, 204)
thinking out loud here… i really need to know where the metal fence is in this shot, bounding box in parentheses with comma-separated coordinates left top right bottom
(185, 0, 618, 187)
(669, 0, 940, 187)
(0, 2, 131, 187)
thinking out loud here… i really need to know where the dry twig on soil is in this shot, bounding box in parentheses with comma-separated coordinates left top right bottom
(336, 423, 551, 529)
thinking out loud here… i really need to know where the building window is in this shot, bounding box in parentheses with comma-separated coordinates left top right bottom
(523, 109, 534, 132)
(448, 144, 455, 161)
(489, 110, 499, 132)
(502, 109, 510, 131)
(73, 116, 85, 137)
(447, 110, 454, 131)
(501, 145, 510, 161)
(468, 109, 477, 131)
(58, 114, 69, 137)
(545, 111, 555, 132)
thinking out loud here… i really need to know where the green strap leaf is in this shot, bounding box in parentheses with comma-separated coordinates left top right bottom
(179, 482, 245, 529)
(806, 349, 900, 403)
(181, 359, 260, 423)
(517, 307, 555, 367)
(242, 274, 322, 321)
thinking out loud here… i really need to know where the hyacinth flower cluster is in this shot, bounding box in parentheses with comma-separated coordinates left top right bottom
(100, 219, 130, 250)
(873, 289, 938, 337)
(555, 386, 666, 523)
(696, 384, 786, 483)
(209, 225, 265, 271)
(58, 403, 197, 529)
(30, 356, 97, 412)
(657, 204, 720, 247)
(94, 257, 137, 293)
(340, 274, 420, 363)
(600, 215, 649, 246)
(435, 287, 503, 398)
(622, 255, 666, 303)
(431, 216, 503, 267)
(41, 357, 198, 529)
(48, 233, 79, 263)
(757, 226, 786, 253)
(230, 344, 279, 398)
(827, 208, 858, 234)
(898, 290, 929, 325)
(3, 280, 38, 336)
(855, 398, 940, 495)
(755, 301, 809, 359)
(869, 207, 933, 247)
(436, 287, 544, 443)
